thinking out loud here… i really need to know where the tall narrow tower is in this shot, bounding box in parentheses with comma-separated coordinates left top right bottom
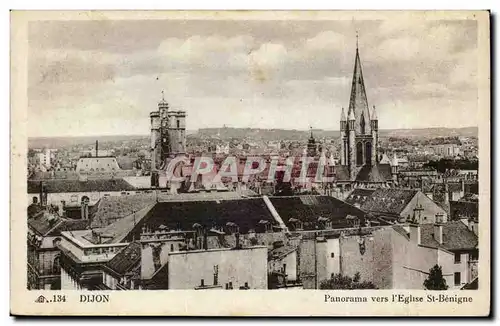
(370, 105, 379, 165)
(150, 111, 161, 170)
(340, 107, 347, 165)
(340, 33, 377, 177)
(158, 95, 171, 164)
(348, 107, 356, 178)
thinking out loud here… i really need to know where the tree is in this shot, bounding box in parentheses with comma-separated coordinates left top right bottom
(320, 272, 377, 290)
(423, 265, 449, 290)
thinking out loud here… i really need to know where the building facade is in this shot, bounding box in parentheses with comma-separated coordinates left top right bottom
(150, 96, 187, 172)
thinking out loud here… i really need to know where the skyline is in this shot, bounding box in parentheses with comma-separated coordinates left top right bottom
(28, 18, 479, 137)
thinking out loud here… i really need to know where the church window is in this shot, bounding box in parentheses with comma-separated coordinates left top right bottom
(356, 142, 363, 165)
(365, 142, 372, 165)
(360, 114, 366, 134)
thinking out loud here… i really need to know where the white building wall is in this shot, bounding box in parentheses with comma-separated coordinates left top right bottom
(325, 238, 340, 277)
(168, 247, 268, 290)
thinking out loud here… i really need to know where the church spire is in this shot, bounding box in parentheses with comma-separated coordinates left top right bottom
(347, 107, 355, 121)
(340, 107, 346, 122)
(348, 34, 371, 135)
(371, 105, 378, 120)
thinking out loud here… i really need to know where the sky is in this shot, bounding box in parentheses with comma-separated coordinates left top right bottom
(28, 18, 479, 137)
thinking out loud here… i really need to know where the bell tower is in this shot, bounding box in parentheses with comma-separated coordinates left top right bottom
(341, 33, 378, 176)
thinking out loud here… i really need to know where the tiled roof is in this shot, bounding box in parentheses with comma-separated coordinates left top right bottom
(333, 166, 350, 181)
(450, 200, 478, 219)
(99, 203, 156, 243)
(269, 195, 365, 229)
(27, 204, 44, 219)
(376, 164, 393, 181)
(105, 241, 141, 276)
(420, 221, 478, 251)
(142, 198, 277, 235)
(28, 213, 89, 236)
(28, 179, 137, 194)
(345, 188, 376, 208)
(355, 165, 386, 183)
(90, 193, 157, 228)
(333, 164, 392, 183)
(346, 188, 418, 216)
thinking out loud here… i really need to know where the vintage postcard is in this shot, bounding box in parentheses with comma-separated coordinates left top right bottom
(10, 10, 490, 316)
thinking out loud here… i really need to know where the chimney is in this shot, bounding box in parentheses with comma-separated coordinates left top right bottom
(433, 223, 443, 244)
(444, 183, 450, 204)
(95, 140, 98, 157)
(203, 229, 208, 250)
(235, 232, 241, 249)
(58, 201, 65, 217)
(39, 181, 44, 207)
(409, 224, 421, 245)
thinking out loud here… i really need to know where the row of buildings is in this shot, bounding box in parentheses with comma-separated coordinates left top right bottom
(28, 191, 478, 291)
(27, 39, 480, 292)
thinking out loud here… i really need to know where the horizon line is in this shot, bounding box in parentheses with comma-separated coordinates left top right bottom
(28, 125, 479, 139)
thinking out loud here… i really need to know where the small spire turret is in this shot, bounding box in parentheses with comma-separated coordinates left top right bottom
(340, 107, 346, 122)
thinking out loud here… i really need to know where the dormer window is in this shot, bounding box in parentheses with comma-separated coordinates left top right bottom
(360, 114, 366, 134)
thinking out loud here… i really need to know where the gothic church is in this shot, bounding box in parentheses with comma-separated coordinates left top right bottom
(334, 41, 397, 189)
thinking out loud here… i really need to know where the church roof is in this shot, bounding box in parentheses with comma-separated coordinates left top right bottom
(355, 165, 386, 183)
(333, 164, 392, 183)
(333, 165, 351, 181)
(348, 45, 372, 134)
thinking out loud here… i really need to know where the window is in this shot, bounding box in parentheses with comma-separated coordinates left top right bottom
(454, 253, 461, 264)
(177, 120, 180, 129)
(331, 253, 335, 258)
(454, 272, 461, 286)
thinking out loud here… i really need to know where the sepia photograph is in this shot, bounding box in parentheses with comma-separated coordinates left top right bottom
(10, 10, 490, 316)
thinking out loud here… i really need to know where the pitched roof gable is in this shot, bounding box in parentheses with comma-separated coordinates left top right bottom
(90, 193, 157, 228)
(349, 188, 418, 216)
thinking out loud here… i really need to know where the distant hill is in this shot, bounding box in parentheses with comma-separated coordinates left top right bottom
(29, 126, 477, 149)
(196, 127, 478, 141)
(28, 134, 149, 149)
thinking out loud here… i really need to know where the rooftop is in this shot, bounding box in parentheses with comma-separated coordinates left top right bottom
(104, 241, 141, 277)
(346, 188, 419, 216)
(90, 193, 157, 228)
(28, 178, 137, 194)
(420, 221, 478, 251)
(269, 195, 365, 229)
(28, 212, 89, 237)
